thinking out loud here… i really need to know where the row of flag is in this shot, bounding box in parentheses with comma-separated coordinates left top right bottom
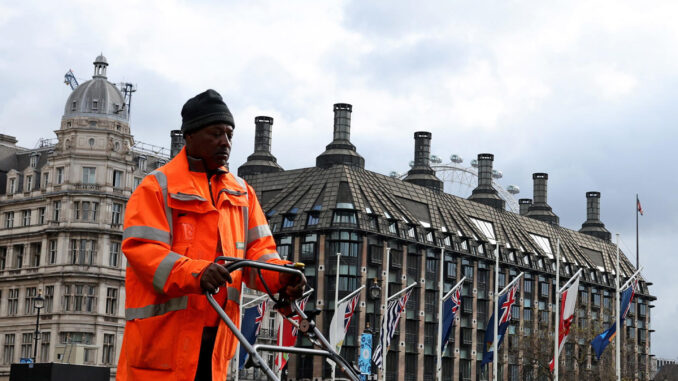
(236, 273, 638, 375)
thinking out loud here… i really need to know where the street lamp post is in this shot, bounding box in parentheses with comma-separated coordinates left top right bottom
(32, 291, 44, 363)
(366, 278, 381, 381)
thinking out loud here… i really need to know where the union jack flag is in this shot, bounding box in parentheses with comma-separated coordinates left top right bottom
(499, 284, 518, 324)
(343, 293, 360, 332)
(276, 294, 310, 371)
(328, 292, 362, 362)
(239, 299, 269, 370)
(373, 288, 412, 369)
(440, 285, 462, 352)
(482, 282, 520, 366)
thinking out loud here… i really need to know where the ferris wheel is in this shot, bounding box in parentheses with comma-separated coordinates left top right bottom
(390, 154, 521, 213)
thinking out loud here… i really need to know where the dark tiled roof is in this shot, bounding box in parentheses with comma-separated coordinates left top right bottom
(244, 164, 647, 291)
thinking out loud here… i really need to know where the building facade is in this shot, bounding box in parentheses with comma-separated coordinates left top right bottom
(237, 104, 655, 381)
(0, 57, 656, 381)
(0, 55, 167, 380)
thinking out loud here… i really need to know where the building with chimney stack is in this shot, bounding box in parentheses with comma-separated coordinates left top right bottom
(0, 56, 655, 381)
(238, 103, 655, 381)
(0, 55, 167, 380)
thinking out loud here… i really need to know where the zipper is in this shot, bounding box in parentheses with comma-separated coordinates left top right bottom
(207, 174, 216, 207)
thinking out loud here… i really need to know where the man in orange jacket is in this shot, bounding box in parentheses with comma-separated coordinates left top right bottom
(117, 89, 305, 381)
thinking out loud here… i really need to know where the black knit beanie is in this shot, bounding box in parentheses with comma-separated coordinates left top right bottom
(181, 89, 235, 135)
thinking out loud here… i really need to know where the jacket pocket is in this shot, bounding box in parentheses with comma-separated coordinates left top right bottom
(173, 214, 196, 245)
(126, 313, 179, 370)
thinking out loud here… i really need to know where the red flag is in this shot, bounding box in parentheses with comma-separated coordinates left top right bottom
(275, 295, 310, 371)
(637, 197, 644, 216)
(549, 276, 581, 371)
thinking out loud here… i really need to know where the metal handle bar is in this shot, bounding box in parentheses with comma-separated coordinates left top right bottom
(206, 257, 359, 381)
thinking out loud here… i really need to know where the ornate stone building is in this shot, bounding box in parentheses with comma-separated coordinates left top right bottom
(0, 55, 167, 380)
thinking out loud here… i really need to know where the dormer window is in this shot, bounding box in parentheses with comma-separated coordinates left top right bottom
(138, 156, 147, 172)
(30, 153, 39, 168)
(92, 100, 98, 111)
(71, 101, 77, 111)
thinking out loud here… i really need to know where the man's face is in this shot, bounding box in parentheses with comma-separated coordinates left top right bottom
(185, 123, 234, 170)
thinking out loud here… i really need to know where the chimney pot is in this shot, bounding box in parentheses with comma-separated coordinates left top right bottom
(316, 102, 364, 169)
(254, 116, 274, 153)
(170, 130, 184, 158)
(519, 198, 532, 216)
(526, 172, 559, 224)
(580, 191, 611, 241)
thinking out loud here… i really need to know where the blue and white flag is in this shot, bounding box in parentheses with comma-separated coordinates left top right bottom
(591, 280, 637, 359)
(372, 289, 412, 369)
(358, 332, 372, 381)
(440, 286, 461, 353)
(482, 282, 519, 366)
(238, 299, 268, 369)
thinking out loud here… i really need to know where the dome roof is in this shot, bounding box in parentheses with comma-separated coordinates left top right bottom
(62, 55, 128, 122)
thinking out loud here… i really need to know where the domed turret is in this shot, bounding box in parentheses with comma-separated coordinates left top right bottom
(62, 54, 128, 123)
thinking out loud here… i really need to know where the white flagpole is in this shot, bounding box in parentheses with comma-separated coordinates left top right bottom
(382, 247, 391, 381)
(554, 238, 560, 381)
(234, 288, 244, 381)
(493, 241, 499, 381)
(615, 233, 621, 381)
(332, 252, 341, 381)
(437, 247, 445, 381)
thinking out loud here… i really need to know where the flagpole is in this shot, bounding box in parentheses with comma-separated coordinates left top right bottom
(382, 247, 391, 381)
(636, 194, 639, 269)
(615, 233, 621, 381)
(621, 267, 643, 290)
(337, 285, 365, 305)
(493, 241, 499, 381)
(437, 247, 445, 381)
(332, 252, 341, 381)
(234, 288, 244, 381)
(277, 310, 283, 380)
(554, 238, 560, 381)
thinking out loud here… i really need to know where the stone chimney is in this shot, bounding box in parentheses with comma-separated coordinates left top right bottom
(170, 130, 184, 158)
(526, 173, 559, 224)
(579, 191, 611, 241)
(519, 199, 532, 216)
(237, 116, 283, 177)
(403, 131, 443, 191)
(468, 153, 505, 210)
(316, 103, 365, 169)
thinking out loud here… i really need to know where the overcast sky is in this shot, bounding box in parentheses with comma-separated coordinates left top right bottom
(1, 0, 676, 359)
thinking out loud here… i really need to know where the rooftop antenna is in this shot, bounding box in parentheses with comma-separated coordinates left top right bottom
(119, 82, 137, 116)
(64, 69, 79, 90)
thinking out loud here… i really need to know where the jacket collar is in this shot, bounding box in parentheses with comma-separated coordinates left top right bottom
(186, 153, 228, 177)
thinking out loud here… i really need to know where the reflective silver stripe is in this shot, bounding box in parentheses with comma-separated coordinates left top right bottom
(123, 225, 171, 245)
(151, 171, 173, 244)
(227, 287, 240, 304)
(233, 175, 247, 194)
(242, 206, 249, 251)
(257, 252, 281, 262)
(169, 192, 207, 202)
(153, 251, 182, 294)
(125, 295, 188, 320)
(247, 224, 272, 245)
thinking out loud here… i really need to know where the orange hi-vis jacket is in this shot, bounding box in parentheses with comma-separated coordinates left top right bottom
(117, 147, 287, 381)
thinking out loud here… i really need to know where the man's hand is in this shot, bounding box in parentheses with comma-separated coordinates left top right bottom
(200, 263, 232, 293)
(279, 271, 307, 300)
